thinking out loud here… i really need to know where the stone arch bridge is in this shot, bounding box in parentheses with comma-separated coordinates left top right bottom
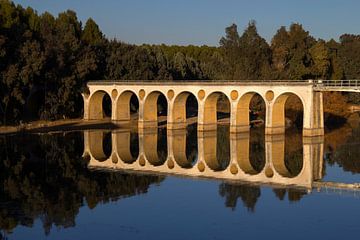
(82, 80, 359, 137)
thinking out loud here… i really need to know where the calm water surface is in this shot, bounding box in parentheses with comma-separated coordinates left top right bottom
(1, 123, 360, 239)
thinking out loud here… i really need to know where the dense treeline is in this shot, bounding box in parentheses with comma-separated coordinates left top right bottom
(1, 0, 360, 125)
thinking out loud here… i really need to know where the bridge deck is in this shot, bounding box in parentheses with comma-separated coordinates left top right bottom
(87, 79, 314, 86)
(88, 79, 360, 92)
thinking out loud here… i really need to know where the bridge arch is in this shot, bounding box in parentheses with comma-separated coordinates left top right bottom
(171, 91, 198, 128)
(236, 92, 266, 131)
(143, 91, 168, 125)
(88, 90, 112, 120)
(272, 92, 304, 132)
(202, 91, 230, 127)
(115, 90, 139, 121)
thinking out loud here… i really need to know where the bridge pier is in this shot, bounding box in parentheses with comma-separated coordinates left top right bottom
(303, 91, 324, 137)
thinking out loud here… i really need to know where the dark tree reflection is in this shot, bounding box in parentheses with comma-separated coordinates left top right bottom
(0, 132, 164, 236)
(273, 188, 307, 202)
(219, 183, 261, 212)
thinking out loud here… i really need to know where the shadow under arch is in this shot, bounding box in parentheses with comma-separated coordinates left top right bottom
(235, 130, 265, 175)
(201, 125, 230, 171)
(270, 134, 304, 178)
(143, 128, 168, 166)
(203, 92, 230, 126)
(236, 92, 266, 130)
(88, 131, 112, 162)
(172, 91, 198, 127)
(114, 130, 139, 164)
(169, 125, 198, 168)
(272, 92, 304, 132)
(116, 90, 139, 121)
(143, 91, 168, 126)
(88, 90, 112, 120)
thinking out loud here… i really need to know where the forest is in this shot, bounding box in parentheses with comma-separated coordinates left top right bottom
(1, 0, 360, 125)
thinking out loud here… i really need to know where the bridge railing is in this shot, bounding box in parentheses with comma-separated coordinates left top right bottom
(313, 80, 360, 91)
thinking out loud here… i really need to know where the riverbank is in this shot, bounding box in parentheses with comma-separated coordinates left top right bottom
(0, 112, 358, 135)
(0, 119, 121, 135)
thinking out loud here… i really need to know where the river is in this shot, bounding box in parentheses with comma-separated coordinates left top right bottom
(0, 121, 359, 239)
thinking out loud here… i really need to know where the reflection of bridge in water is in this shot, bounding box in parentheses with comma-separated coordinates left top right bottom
(83, 128, 324, 189)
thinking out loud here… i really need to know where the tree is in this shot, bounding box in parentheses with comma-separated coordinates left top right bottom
(236, 20, 272, 79)
(219, 23, 240, 79)
(82, 18, 104, 45)
(309, 40, 331, 79)
(220, 21, 272, 80)
(338, 34, 360, 79)
(271, 23, 316, 79)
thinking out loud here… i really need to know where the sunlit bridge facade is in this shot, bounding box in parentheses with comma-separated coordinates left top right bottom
(83, 80, 325, 137)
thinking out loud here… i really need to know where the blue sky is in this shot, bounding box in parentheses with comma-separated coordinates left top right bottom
(13, 0, 360, 46)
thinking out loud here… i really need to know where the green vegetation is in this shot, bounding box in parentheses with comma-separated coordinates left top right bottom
(1, 0, 359, 125)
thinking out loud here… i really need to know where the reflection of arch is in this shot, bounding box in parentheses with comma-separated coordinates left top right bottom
(169, 128, 197, 168)
(115, 131, 139, 164)
(272, 93, 304, 130)
(88, 131, 112, 161)
(236, 92, 265, 129)
(203, 92, 230, 126)
(143, 129, 168, 166)
(115, 91, 139, 121)
(201, 126, 230, 171)
(271, 135, 303, 178)
(234, 131, 265, 175)
(171, 92, 198, 129)
(143, 91, 167, 124)
(88, 91, 112, 120)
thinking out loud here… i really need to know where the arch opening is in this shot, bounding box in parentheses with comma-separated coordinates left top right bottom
(172, 92, 198, 128)
(88, 91, 112, 120)
(203, 92, 231, 127)
(273, 93, 304, 133)
(116, 91, 139, 121)
(143, 91, 168, 126)
(236, 92, 266, 131)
